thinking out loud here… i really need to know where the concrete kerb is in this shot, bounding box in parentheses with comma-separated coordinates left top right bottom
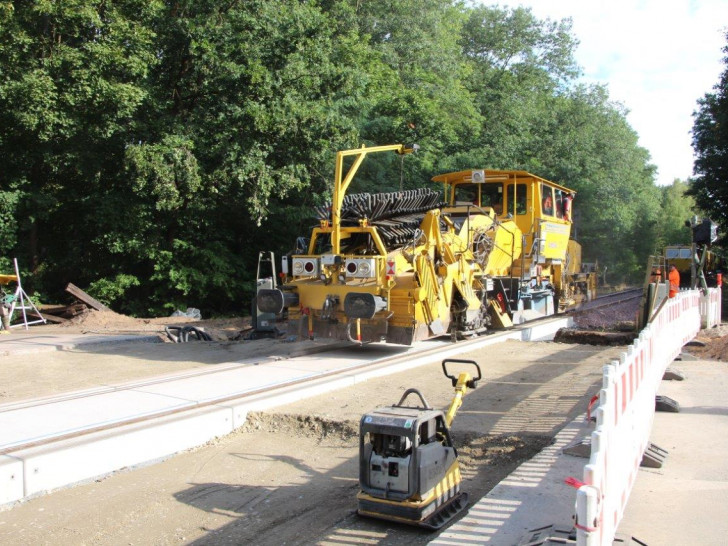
(229, 316, 573, 416)
(3, 405, 234, 504)
(1, 316, 571, 508)
(0, 333, 162, 357)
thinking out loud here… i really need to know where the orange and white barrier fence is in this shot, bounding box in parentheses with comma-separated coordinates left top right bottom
(700, 287, 722, 329)
(574, 288, 715, 546)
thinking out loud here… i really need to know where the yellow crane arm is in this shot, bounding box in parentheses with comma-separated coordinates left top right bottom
(331, 144, 418, 254)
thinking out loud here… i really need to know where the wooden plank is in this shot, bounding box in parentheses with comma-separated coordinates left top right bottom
(38, 304, 73, 316)
(26, 310, 68, 324)
(64, 283, 110, 312)
(0, 274, 18, 285)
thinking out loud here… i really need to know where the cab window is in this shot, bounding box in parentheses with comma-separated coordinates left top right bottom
(541, 183, 554, 216)
(554, 189, 565, 219)
(454, 183, 478, 205)
(481, 183, 504, 214)
(507, 184, 527, 215)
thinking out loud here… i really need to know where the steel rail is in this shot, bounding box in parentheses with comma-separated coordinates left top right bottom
(568, 287, 642, 313)
(6, 288, 643, 455)
(0, 315, 572, 456)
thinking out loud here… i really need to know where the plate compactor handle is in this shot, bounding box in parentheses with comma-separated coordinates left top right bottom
(442, 359, 482, 428)
(442, 359, 482, 389)
(394, 388, 432, 410)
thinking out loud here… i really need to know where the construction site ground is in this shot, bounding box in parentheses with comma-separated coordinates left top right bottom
(0, 309, 726, 545)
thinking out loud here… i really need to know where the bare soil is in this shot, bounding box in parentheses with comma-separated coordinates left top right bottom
(0, 336, 627, 546)
(1, 299, 724, 545)
(683, 323, 728, 361)
(57, 308, 253, 341)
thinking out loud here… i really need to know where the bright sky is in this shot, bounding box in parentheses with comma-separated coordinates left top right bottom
(487, 1, 727, 186)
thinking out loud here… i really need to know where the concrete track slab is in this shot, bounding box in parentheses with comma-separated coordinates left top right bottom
(0, 318, 570, 507)
(0, 345, 433, 454)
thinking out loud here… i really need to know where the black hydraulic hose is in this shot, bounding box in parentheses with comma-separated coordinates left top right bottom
(164, 325, 212, 343)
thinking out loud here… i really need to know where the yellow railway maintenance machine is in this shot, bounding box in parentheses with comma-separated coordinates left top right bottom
(257, 144, 596, 346)
(357, 359, 481, 530)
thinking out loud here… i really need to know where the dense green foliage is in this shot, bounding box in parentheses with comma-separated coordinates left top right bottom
(0, 1, 694, 314)
(690, 31, 728, 249)
(657, 180, 696, 249)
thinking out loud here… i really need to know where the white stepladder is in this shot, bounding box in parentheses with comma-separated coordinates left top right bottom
(3, 258, 46, 330)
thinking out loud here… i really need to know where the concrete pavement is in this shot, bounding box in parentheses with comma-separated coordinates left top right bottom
(0, 332, 160, 356)
(431, 357, 728, 545)
(615, 359, 728, 545)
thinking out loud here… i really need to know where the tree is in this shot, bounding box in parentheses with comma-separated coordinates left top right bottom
(351, 0, 481, 187)
(119, 0, 370, 313)
(0, 1, 668, 311)
(455, 6, 659, 283)
(656, 180, 696, 249)
(532, 85, 660, 282)
(689, 30, 728, 247)
(0, 0, 160, 282)
(450, 4, 579, 170)
(0, 0, 373, 314)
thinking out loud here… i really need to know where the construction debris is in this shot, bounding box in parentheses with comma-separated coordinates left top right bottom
(65, 283, 111, 312)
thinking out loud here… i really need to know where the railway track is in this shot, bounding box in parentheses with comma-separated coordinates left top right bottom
(2, 289, 638, 458)
(1, 316, 571, 457)
(570, 287, 643, 313)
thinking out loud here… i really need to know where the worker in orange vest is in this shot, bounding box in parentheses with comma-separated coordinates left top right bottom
(668, 264, 680, 298)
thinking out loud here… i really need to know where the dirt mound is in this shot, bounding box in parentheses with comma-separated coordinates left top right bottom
(684, 323, 728, 362)
(457, 433, 551, 468)
(554, 328, 637, 346)
(241, 412, 360, 441)
(61, 309, 157, 331)
(241, 413, 550, 471)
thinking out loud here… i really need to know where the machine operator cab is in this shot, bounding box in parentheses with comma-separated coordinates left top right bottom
(431, 169, 575, 265)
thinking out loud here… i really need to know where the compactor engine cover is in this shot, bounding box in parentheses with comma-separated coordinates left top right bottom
(357, 401, 466, 529)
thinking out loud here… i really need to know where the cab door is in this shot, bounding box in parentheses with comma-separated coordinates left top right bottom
(537, 183, 571, 261)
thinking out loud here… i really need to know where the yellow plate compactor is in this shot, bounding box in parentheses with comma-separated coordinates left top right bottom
(357, 359, 481, 530)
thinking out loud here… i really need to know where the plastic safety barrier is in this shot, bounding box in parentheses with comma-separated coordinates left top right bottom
(574, 289, 705, 545)
(699, 287, 722, 329)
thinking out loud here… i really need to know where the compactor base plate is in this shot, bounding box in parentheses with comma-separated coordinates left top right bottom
(357, 492, 468, 531)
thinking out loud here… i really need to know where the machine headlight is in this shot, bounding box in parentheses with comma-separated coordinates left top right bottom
(292, 258, 318, 277)
(345, 258, 377, 279)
